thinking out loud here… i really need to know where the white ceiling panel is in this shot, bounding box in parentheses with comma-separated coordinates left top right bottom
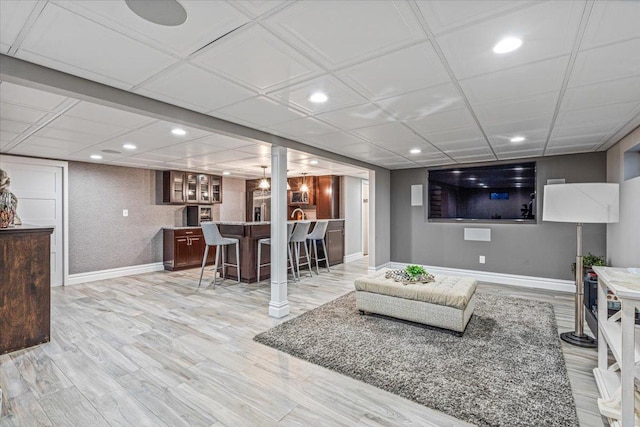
(16, 135, 89, 152)
(185, 150, 256, 164)
(351, 121, 425, 145)
(138, 63, 256, 113)
(267, 117, 340, 138)
(497, 149, 544, 159)
(213, 96, 306, 127)
(376, 83, 464, 121)
(472, 91, 557, 126)
(460, 55, 569, 105)
(314, 103, 394, 131)
(0, 102, 53, 123)
(48, 115, 127, 138)
(554, 101, 639, 133)
(9, 143, 78, 159)
(580, 1, 640, 50)
(435, 1, 582, 80)
(267, 75, 366, 114)
(0, 1, 38, 49)
(304, 132, 369, 150)
(264, 0, 423, 67)
(190, 134, 256, 151)
(231, 1, 288, 19)
(569, 38, 640, 88)
(65, 101, 153, 129)
(17, 3, 177, 88)
(406, 108, 477, 136)
(59, 0, 250, 56)
(193, 25, 322, 91)
(0, 118, 33, 134)
(545, 143, 599, 155)
(35, 127, 103, 145)
(416, 0, 532, 35)
(562, 76, 640, 111)
(0, 81, 68, 111)
(336, 42, 451, 100)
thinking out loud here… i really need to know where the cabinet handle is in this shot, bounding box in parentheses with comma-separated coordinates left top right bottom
(185, 231, 194, 234)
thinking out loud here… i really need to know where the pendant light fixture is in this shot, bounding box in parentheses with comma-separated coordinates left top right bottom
(300, 173, 309, 192)
(258, 166, 270, 190)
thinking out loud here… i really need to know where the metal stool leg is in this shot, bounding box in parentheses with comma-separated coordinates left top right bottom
(212, 245, 220, 288)
(303, 240, 312, 277)
(221, 247, 226, 280)
(312, 240, 320, 274)
(198, 245, 209, 288)
(235, 242, 240, 283)
(294, 242, 301, 279)
(322, 238, 331, 272)
(288, 243, 297, 282)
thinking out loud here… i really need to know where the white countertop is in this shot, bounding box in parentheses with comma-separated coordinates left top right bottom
(163, 219, 344, 230)
(592, 266, 640, 298)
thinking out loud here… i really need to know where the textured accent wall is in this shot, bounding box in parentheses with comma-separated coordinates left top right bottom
(607, 126, 640, 267)
(390, 152, 607, 280)
(68, 163, 245, 274)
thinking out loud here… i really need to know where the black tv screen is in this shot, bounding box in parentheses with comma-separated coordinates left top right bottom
(428, 162, 536, 221)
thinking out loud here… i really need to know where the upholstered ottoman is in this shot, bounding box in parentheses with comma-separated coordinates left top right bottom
(354, 269, 477, 333)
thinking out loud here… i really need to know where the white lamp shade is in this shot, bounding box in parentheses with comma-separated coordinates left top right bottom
(542, 183, 619, 223)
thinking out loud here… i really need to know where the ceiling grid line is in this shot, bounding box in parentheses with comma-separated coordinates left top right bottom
(541, 0, 595, 156)
(6, 0, 47, 56)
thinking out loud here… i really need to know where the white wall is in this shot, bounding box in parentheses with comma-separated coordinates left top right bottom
(216, 177, 245, 222)
(342, 176, 363, 261)
(607, 126, 640, 267)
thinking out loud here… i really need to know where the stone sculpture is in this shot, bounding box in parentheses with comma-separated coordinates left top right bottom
(0, 168, 21, 227)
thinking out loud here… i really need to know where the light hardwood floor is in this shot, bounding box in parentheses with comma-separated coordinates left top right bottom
(0, 259, 605, 426)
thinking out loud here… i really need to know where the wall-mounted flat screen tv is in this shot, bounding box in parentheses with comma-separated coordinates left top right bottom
(428, 162, 536, 222)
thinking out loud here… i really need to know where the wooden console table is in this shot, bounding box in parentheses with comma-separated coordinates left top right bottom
(0, 225, 54, 354)
(592, 266, 640, 427)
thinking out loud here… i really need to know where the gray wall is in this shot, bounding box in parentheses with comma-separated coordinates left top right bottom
(69, 162, 244, 274)
(607, 126, 640, 267)
(372, 168, 391, 268)
(342, 176, 363, 257)
(390, 152, 607, 280)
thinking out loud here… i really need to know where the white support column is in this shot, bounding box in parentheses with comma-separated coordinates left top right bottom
(269, 145, 289, 318)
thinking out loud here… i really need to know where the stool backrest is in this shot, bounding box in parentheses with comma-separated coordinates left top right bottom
(287, 222, 295, 241)
(307, 220, 329, 240)
(289, 221, 311, 243)
(201, 222, 224, 246)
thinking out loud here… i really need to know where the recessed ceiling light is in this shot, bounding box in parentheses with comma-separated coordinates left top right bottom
(510, 136, 526, 143)
(222, 171, 231, 176)
(308, 92, 328, 103)
(493, 37, 522, 54)
(309, 160, 319, 165)
(409, 148, 422, 154)
(452, 170, 462, 174)
(468, 177, 477, 181)
(171, 128, 186, 136)
(123, 143, 137, 150)
(125, 0, 187, 26)
(90, 154, 102, 160)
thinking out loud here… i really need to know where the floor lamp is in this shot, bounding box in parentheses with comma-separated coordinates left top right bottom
(542, 183, 619, 347)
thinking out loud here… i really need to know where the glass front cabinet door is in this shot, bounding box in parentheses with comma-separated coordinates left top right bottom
(163, 170, 186, 204)
(211, 175, 221, 203)
(198, 174, 211, 203)
(186, 173, 198, 203)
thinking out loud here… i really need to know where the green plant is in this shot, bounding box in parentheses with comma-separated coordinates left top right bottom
(583, 252, 606, 267)
(405, 265, 427, 279)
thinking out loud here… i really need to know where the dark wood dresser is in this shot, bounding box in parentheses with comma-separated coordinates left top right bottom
(0, 225, 54, 354)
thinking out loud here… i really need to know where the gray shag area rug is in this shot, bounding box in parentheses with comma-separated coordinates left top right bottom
(254, 291, 579, 427)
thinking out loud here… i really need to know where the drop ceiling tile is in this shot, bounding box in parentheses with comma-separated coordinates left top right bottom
(459, 55, 569, 104)
(351, 121, 424, 145)
(0, 130, 20, 148)
(267, 75, 366, 114)
(138, 63, 257, 113)
(472, 91, 557, 126)
(492, 139, 546, 153)
(9, 143, 76, 159)
(581, 1, 640, 50)
(193, 25, 322, 91)
(124, 152, 176, 162)
(416, 122, 483, 144)
(48, 115, 126, 138)
(417, 158, 455, 168)
(1, 43, 9, 54)
(235, 144, 271, 156)
(304, 132, 368, 150)
(0, 82, 68, 111)
(61, 0, 250, 56)
(264, 0, 423, 67)
(17, 3, 177, 88)
(569, 38, 640, 88)
(191, 134, 256, 151)
(434, 1, 582, 80)
(376, 83, 464, 121)
(35, 127, 103, 145)
(186, 150, 256, 164)
(267, 117, 340, 138)
(65, 101, 153, 129)
(231, 1, 288, 18)
(415, 1, 532, 35)
(497, 149, 543, 159)
(0, 118, 33, 134)
(0, 0, 38, 48)
(562, 76, 640, 112)
(404, 151, 450, 163)
(336, 42, 451, 100)
(335, 142, 397, 161)
(147, 142, 225, 158)
(0, 102, 52, 123)
(484, 117, 551, 139)
(555, 101, 639, 132)
(405, 108, 476, 136)
(213, 96, 306, 127)
(19, 135, 89, 152)
(451, 153, 497, 163)
(545, 143, 599, 155)
(314, 103, 395, 130)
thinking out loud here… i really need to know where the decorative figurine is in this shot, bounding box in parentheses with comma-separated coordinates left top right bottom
(0, 169, 21, 228)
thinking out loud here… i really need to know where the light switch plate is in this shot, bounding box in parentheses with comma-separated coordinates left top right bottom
(123, 209, 128, 217)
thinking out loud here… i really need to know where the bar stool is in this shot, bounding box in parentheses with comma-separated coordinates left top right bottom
(198, 222, 240, 288)
(307, 220, 331, 274)
(290, 221, 312, 278)
(257, 223, 297, 282)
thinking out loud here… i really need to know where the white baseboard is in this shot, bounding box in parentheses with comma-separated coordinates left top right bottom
(67, 262, 165, 285)
(368, 262, 391, 273)
(389, 262, 575, 293)
(344, 252, 364, 263)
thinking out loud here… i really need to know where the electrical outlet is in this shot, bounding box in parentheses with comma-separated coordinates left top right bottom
(479, 255, 486, 264)
(123, 209, 128, 217)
